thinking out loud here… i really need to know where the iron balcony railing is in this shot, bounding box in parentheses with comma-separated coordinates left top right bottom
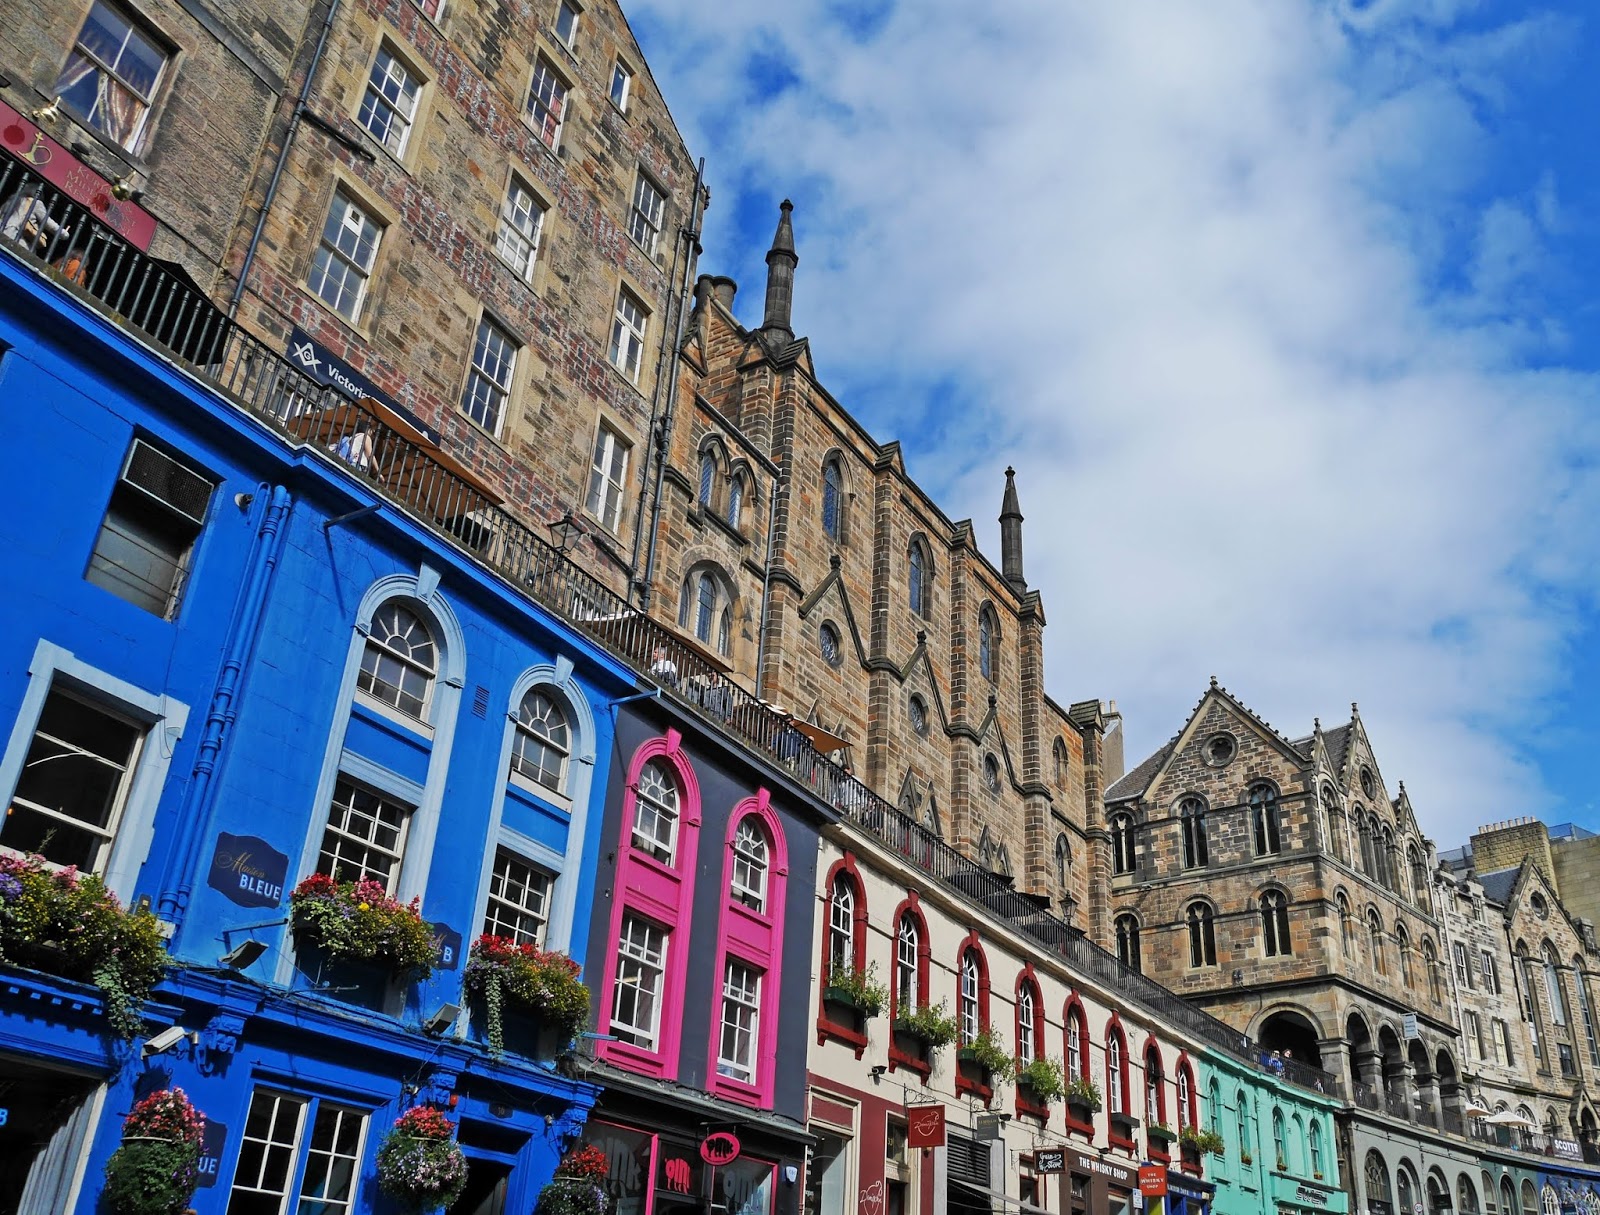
(0, 152, 1340, 1096)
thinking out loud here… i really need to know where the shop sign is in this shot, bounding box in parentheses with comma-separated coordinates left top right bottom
(907, 1104, 946, 1149)
(207, 834, 288, 908)
(1166, 1173, 1215, 1202)
(1553, 1139, 1583, 1161)
(0, 99, 157, 248)
(976, 1114, 1005, 1140)
(701, 1131, 741, 1166)
(1069, 1148, 1135, 1186)
(195, 1120, 227, 1188)
(1402, 1013, 1420, 1041)
(1139, 1165, 1168, 1197)
(285, 327, 436, 442)
(1035, 1150, 1066, 1175)
(430, 924, 461, 970)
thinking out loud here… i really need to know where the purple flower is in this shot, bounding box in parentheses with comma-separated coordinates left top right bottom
(0, 873, 21, 901)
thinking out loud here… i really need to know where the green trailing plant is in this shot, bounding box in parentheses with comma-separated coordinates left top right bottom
(375, 1106, 469, 1212)
(1067, 1076, 1103, 1112)
(1015, 1056, 1067, 1103)
(957, 1028, 1016, 1082)
(102, 1088, 206, 1215)
(289, 873, 435, 978)
(1179, 1125, 1225, 1156)
(463, 935, 589, 1059)
(537, 1144, 610, 1215)
(893, 1002, 959, 1050)
(823, 962, 888, 1018)
(0, 852, 167, 1039)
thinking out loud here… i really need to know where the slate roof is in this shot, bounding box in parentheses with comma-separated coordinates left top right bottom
(1478, 866, 1522, 906)
(1105, 739, 1177, 802)
(1288, 722, 1353, 773)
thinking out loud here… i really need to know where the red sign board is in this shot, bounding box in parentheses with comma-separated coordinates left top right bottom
(1138, 1165, 1167, 1197)
(700, 1132, 741, 1166)
(907, 1105, 946, 1149)
(0, 98, 157, 249)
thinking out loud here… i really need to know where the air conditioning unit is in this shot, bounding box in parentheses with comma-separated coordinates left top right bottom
(121, 439, 213, 525)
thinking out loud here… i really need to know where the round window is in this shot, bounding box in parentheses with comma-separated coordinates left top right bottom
(984, 754, 1001, 792)
(1360, 767, 1376, 798)
(1204, 734, 1236, 767)
(819, 621, 843, 667)
(1532, 892, 1550, 920)
(908, 694, 929, 735)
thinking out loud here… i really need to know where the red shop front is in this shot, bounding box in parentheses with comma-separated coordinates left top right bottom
(580, 1118, 784, 1215)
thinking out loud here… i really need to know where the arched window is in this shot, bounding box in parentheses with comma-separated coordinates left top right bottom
(1187, 903, 1217, 968)
(1115, 913, 1142, 973)
(1016, 977, 1042, 1064)
(1396, 1170, 1417, 1215)
(1367, 909, 1385, 975)
(1238, 1090, 1254, 1162)
(1337, 892, 1355, 956)
(1055, 833, 1072, 887)
(1501, 1178, 1517, 1215)
(1409, 844, 1429, 909)
(895, 911, 921, 1013)
(959, 947, 984, 1045)
(1176, 1062, 1195, 1129)
(1180, 796, 1209, 868)
(1272, 1109, 1286, 1169)
(1065, 1000, 1089, 1081)
(982, 754, 1001, 793)
(1542, 1186, 1560, 1215)
(1397, 924, 1414, 986)
(1054, 738, 1069, 786)
(1544, 944, 1568, 1026)
(1291, 1114, 1305, 1173)
(1380, 825, 1397, 890)
(1457, 1176, 1480, 1215)
(1261, 891, 1291, 957)
(978, 607, 998, 681)
(1366, 1152, 1393, 1212)
(679, 568, 734, 657)
(1573, 956, 1600, 1067)
(1251, 783, 1281, 855)
(1145, 1044, 1165, 1127)
(1322, 786, 1346, 862)
(1309, 1120, 1324, 1177)
(1111, 812, 1137, 875)
(827, 873, 857, 978)
(510, 687, 570, 792)
(726, 474, 745, 527)
(822, 458, 843, 540)
(1208, 1079, 1223, 1134)
(359, 601, 437, 719)
(632, 759, 681, 863)
(1358, 812, 1376, 876)
(698, 450, 716, 506)
(1107, 1024, 1129, 1116)
(729, 816, 770, 911)
(908, 540, 930, 618)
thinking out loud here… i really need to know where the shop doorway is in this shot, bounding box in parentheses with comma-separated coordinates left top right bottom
(0, 1055, 105, 1215)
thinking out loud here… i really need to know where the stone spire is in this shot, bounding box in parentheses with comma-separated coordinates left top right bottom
(760, 200, 798, 340)
(1000, 466, 1025, 591)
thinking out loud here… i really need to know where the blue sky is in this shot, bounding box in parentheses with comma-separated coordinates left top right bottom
(628, 0, 1600, 848)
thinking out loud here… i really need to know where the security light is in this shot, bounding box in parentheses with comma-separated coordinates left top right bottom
(423, 1003, 460, 1035)
(219, 939, 267, 971)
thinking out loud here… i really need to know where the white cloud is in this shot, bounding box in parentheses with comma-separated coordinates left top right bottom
(628, 0, 1599, 843)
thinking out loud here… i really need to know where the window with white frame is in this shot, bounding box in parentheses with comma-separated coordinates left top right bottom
(609, 288, 648, 382)
(1017, 984, 1036, 1064)
(1, 687, 142, 872)
(828, 875, 854, 977)
(1482, 949, 1501, 993)
(54, 1, 168, 151)
(896, 913, 918, 1011)
(554, 0, 579, 47)
(358, 602, 436, 720)
(415, 0, 446, 17)
(482, 847, 553, 946)
(1493, 1018, 1514, 1065)
(609, 60, 632, 110)
(611, 913, 666, 1047)
(87, 438, 216, 619)
(510, 687, 569, 793)
(628, 172, 666, 254)
(317, 778, 411, 891)
(1465, 1010, 1485, 1060)
(959, 950, 981, 1045)
(527, 56, 568, 148)
(584, 423, 629, 531)
(717, 958, 761, 1083)
(309, 191, 382, 322)
(630, 759, 679, 863)
(729, 817, 769, 912)
(1454, 941, 1473, 988)
(226, 1090, 367, 1215)
(461, 315, 518, 436)
(357, 45, 421, 156)
(495, 175, 545, 281)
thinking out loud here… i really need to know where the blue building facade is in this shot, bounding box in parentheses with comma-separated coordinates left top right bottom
(0, 163, 644, 1213)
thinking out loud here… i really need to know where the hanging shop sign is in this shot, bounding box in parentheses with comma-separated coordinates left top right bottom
(0, 99, 157, 248)
(907, 1104, 946, 1149)
(1139, 1165, 1168, 1198)
(1035, 1150, 1066, 1175)
(700, 1131, 741, 1166)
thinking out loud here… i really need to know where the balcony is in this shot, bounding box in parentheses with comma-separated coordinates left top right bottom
(0, 150, 1342, 1099)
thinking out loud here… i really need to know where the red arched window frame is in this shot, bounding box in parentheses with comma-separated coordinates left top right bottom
(1064, 995, 1091, 1084)
(1144, 1039, 1168, 1159)
(595, 731, 702, 1078)
(888, 894, 932, 1078)
(817, 854, 869, 1053)
(707, 789, 788, 1107)
(1105, 1014, 1133, 1145)
(1175, 1053, 1198, 1130)
(955, 932, 992, 1101)
(1015, 966, 1045, 1062)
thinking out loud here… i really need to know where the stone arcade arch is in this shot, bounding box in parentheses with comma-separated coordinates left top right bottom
(1258, 1007, 1325, 1069)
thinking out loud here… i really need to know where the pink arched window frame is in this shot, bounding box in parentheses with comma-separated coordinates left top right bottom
(594, 731, 702, 1078)
(707, 789, 788, 1107)
(1063, 994, 1091, 1084)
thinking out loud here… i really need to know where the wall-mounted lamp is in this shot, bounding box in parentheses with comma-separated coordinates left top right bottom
(423, 1003, 460, 1035)
(548, 510, 588, 554)
(234, 492, 255, 511)
(31, 98, 61, 124)
(869, 1065, 888, 1083)
(219, 939, 268, 971)
(111, 174, 137, 201)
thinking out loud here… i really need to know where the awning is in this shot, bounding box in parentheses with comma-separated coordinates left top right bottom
(792, 719, 849, 753)
(1484, 1111, 1538, 1128)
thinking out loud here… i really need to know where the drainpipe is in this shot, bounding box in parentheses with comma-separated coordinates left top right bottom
(637, 157, 706, 609)
(159, 485, 294, 928)
(753, 475, 779, 699)
(228, 0, 342, 316)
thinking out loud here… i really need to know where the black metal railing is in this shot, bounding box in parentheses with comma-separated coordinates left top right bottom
(0, 152, 1341, 1097)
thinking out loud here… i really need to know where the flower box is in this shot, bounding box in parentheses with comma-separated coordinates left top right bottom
(1109, 1111, 1140, 1137)
(464, 935, 589, 1060)
(1067, 1095, 1097, 1122)
(1148, 1124, 1176, 1145)
(822, 963, 887, 1019)
(289, 873, 435, 979)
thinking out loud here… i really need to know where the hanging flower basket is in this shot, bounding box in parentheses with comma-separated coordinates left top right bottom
(102, 1089, 207, 1215)
(289, 874, 435, 979)
(463, 935, 589, 1059)
(537, 1145, 610, 1215)
(0, 852, 168, 1039)
(376, 1106, 469, 1212)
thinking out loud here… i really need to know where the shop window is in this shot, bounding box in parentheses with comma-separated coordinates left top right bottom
(225, 1090, 367, 1215)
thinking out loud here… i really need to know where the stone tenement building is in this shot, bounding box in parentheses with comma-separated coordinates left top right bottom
(1110, 682, 1600, 1211)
